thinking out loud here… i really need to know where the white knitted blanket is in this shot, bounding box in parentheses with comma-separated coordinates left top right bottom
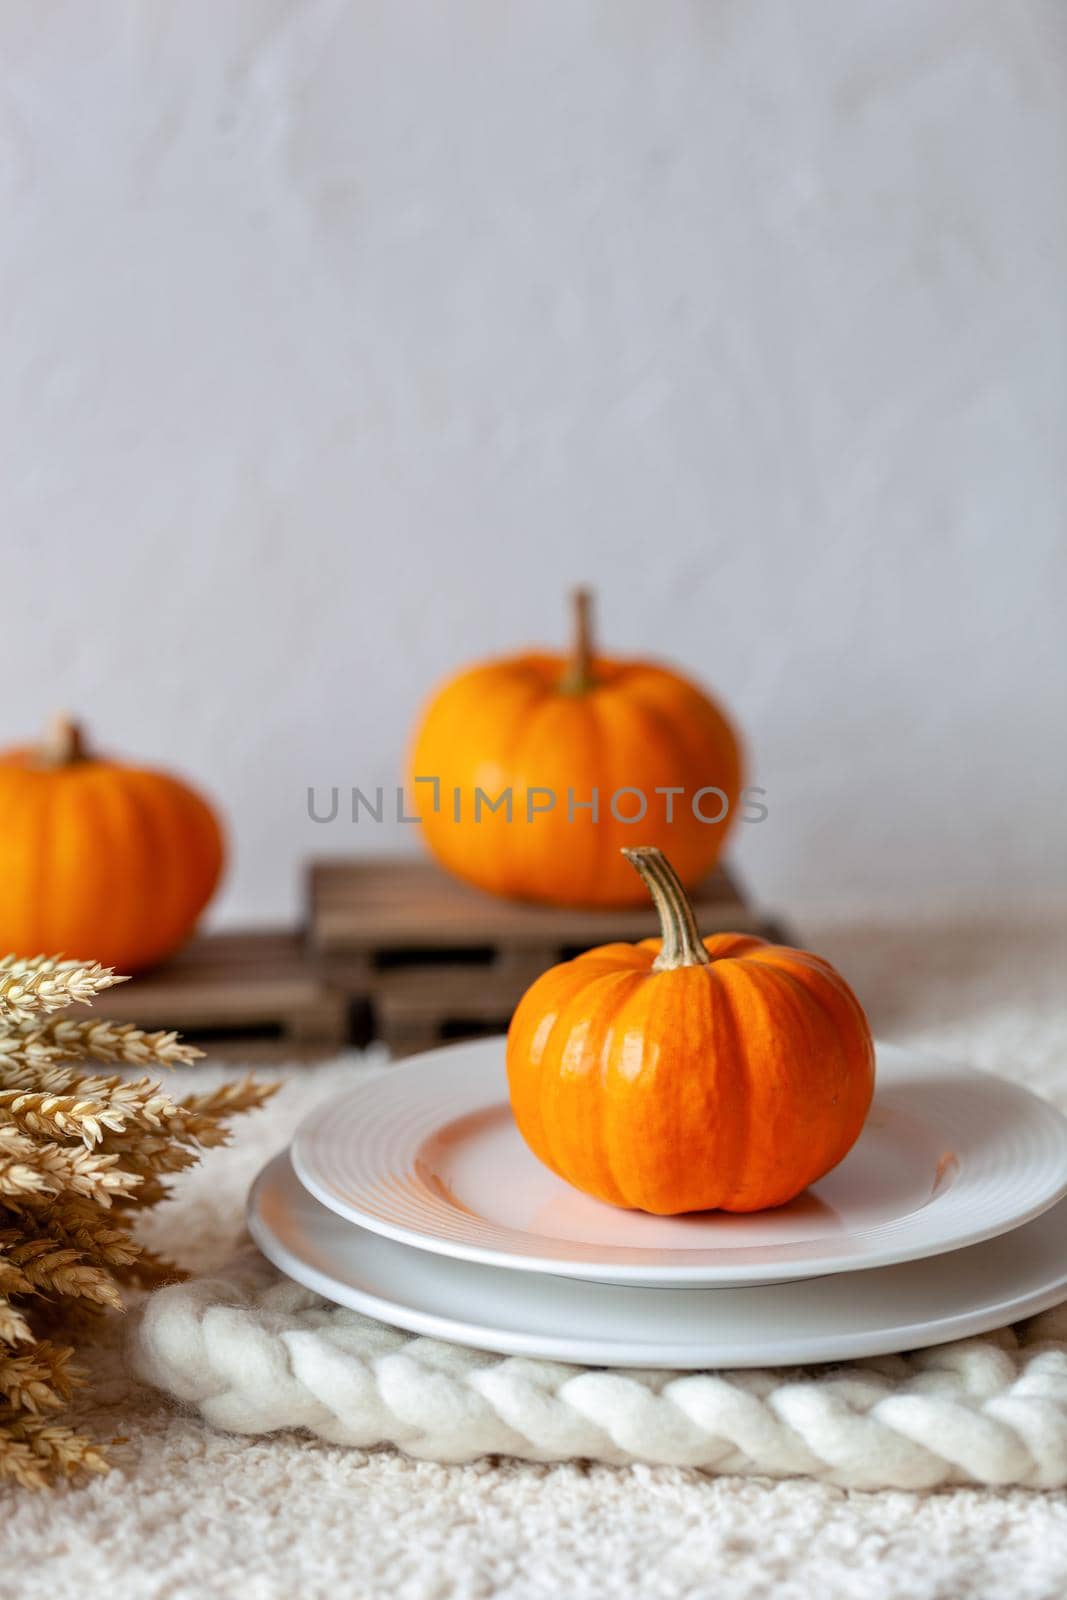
(131, 1243, 1067, 1491)
(9, 908, 1067, 1599)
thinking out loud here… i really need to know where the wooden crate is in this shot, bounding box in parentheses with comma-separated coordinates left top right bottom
(94, 862, 790, 1063)
(91, 930, 349, 1063)
(308, 856, 790, 1057)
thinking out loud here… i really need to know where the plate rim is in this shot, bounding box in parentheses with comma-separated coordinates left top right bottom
(289, 1035, 1067, 1287)
(249, 1152, 1067, 1369)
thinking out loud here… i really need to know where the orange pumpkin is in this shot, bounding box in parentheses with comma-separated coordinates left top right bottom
(409, 590, 743, 906)
(0, 715, 224, 972)
(507, 846, 874, 1214)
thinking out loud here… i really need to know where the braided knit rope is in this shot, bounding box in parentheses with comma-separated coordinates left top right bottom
(129, 1246, 1067, 1490)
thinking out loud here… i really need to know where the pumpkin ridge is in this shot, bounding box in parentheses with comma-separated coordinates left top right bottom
(6, 772, 38, 953)
(507, 691, 586, 899)
(173, 776, 225, 942)
(122, 769, 189, 963)
(27, 769, 58, 958)
(741, 942, 874, 1047)
(98, 768, 157, 968)
(790, 951, 875, 1053)
(580, 692, 609, 906)
(599, 969, 658, 1208)
(710, 958, 816, 1209)
(509, 689, 611, 905)
(1, 772, 44, 953)
(56, 768, 97, 948)
(595, 968, 660, 1209)
(610, 680, 698, 792)
(598, 694, 696, 896)
(0, 771, 36, 947)
(507, 961, 593, 1173)
(620, 666, 743, 772)
(746, 943, 841, 983)
(0, 772, 37, 952)
(569, 941, 652, 973)
(473, 670, 556, 895)
(752, 947, 872, 1064)
(54, 769, 108, 962)
(512, 962, 623, 1114)
(750, 953, 836, 1016)
(735, 957, 865, 1199)
(701, 957, 751, 1211)
(543, 966, 644, 1206)
(702, 933, 769, 962)
(42, 758, 77, 947)
(616, 671, 743, 887)
(624, 969, 692, 1212)
(768, 956, 876, 1150)
(411, 663, 547, 895)
(479, 671, 555, 897)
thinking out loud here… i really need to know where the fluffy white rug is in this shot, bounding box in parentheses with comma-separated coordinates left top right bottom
(6, 908, 1067, 1599)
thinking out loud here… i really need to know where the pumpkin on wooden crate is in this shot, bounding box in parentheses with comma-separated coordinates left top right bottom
(409, 590, 743, 906)
(0, 714, 224, 972)
(507, 845, 874, 1215)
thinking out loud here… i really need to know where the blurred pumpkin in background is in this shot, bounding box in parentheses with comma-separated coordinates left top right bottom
(0, 715, 224, 971)
(409, 590, 743, 906)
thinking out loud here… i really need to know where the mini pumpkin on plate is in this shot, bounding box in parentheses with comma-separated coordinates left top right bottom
(506, 846, 875, 1214)
(0, 714, 224, 972)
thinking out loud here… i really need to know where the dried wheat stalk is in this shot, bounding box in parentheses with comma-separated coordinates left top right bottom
(0, 954, 276, 1488)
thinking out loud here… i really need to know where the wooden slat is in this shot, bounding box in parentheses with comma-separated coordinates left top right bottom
(91, 929, 348, 1048)
(376, 966, 532, 1030)
(308, 856, 754, 953)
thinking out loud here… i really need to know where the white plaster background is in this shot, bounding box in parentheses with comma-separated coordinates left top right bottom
(1, 0, 1064, 927)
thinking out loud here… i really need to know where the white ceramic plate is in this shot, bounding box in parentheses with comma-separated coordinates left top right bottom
(290, 1037, 1067, 1287)
(250, 1152, 1067, 1368)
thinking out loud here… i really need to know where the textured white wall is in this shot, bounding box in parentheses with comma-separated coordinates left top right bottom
(2, 0, 1065, 925)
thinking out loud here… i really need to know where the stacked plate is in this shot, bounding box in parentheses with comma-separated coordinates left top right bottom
(248, 1037, 1067, 1367)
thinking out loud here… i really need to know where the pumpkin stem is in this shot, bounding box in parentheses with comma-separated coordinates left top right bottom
(40, 713, 88, 768)
(561, 587, 596, 694)
(622, 846, 711, 971)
